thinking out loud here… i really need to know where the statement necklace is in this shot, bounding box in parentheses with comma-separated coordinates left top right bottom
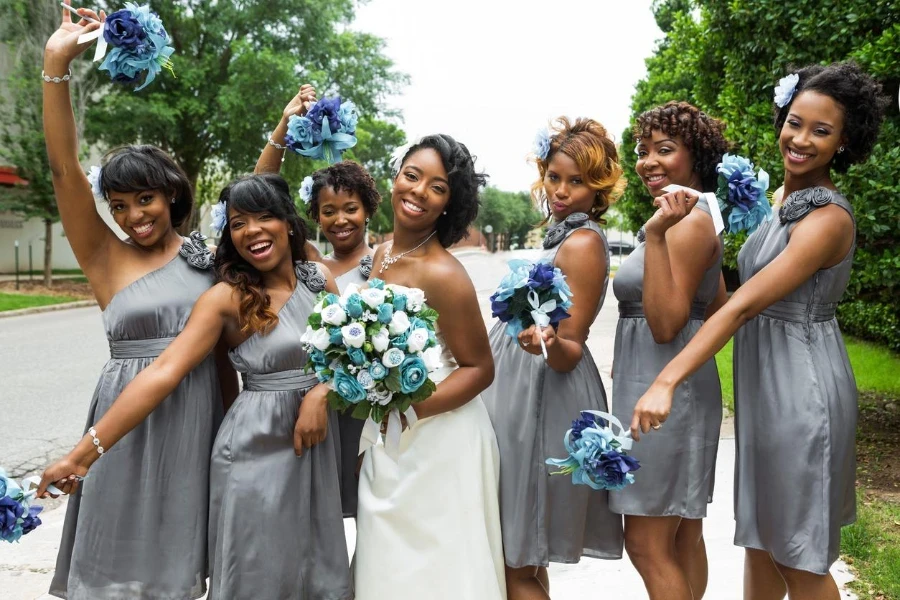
(379, 231, 436, 274)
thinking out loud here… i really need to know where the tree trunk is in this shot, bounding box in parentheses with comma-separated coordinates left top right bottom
(43, 218, 52, 288)
(183, 168, 202, 235)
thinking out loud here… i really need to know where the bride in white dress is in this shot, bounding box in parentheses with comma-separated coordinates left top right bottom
(354, 134, 506, 599)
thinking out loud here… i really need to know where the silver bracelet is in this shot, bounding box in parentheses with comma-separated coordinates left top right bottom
(42, 69, 72, 84)
(267, 136, 288, 151)
(87, 426, 105, 455)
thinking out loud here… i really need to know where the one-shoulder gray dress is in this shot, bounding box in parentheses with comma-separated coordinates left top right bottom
(332, 253, 372, 517)
(734, 187, 857, 574)
(207, 262, 352, 599)
(50, 233, 222, 600)
(481, 213, 624, 568)
(610, 197, 723, 518)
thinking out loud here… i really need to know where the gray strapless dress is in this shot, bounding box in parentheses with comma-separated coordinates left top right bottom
(208, 262, 352, 599)
(609, 198, 723, 518)
(332, 254, 372, 518)
(50, 233, 222, 600)
(481, 213, 624, 568)
(734, 187, 857, 574)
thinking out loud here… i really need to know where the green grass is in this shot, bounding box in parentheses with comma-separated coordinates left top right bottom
(715, 339, 735, 414)
(0, 268, 84, 276)
(0, 292, 79, 312)
(842, 491, 900, 599)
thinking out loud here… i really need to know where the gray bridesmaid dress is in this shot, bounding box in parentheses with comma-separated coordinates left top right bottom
(609, 197, 723, 518)
(481, 213, 624, 568)
(733, 187, 857, 574)
(332, 254, 372, 517)
(207, 262, 352, 599)
(50, 233, 222, 600)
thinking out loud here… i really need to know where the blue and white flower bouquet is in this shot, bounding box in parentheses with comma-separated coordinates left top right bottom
(301, 278, 442, 456)
(0, 469, 45, 543)
(545, 411, 640, 491)
(76, 3, 175, 91)
(490, 259, 572, 358)
(715, 153, 771, 235)
(285, 97, 358, 165)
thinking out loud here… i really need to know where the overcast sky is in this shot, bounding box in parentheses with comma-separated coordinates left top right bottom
(352, 0, 663, 192)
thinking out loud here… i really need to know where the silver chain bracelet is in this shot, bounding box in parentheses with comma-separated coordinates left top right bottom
(88, 426, 105, 455)
(42, 69, 72, 84)
(267, 136, 288, 151)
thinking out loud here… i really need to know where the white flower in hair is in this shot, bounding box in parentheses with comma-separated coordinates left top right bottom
(210, 201, 228, 234)
(389, 139, 418, 178)
(774, 73, 800, 108)
(87, 166, 104, 199)
(533, 128, 551, 161)
(299, 175, 314, 204)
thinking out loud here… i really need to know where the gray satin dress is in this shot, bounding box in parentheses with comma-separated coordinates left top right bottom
(610, 197, 723, 518)
(208, 262, 352, 599)
(481, 213, 624, 568)
(734, 187, 857, 574)
(50, 232, 222, 600)
(332, 253, 372, 517)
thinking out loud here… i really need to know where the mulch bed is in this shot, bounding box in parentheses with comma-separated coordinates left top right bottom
(857, 390, 900, 500)
(0, 279, 94, 300)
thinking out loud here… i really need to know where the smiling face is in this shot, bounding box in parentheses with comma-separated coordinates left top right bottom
(543, 152, 595, 220)
(227, 207, 292, 272)
(634, 129, 700, 197)
(317, 186, 368, 252)
(391, 148, 451, 234)
(107, 189, 175, 246)
(778, 90, 846, 181)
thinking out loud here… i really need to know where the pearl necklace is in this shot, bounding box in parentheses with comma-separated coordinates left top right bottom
(379, 231, 436, 274)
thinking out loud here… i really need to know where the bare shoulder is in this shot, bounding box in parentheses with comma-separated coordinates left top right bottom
(419, 252, 475, 304)
(793, 203, 854, 238)
(556, 228, 607, 263)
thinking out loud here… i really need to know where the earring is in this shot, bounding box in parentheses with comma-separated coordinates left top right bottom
(365, 217, 370, 224)
(289, 230, 294, 236)
(838, 146, 845, 154)
(442, 211, 447, 215)
(170, 197, 176, 204)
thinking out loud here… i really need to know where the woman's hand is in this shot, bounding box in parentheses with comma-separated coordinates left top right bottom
(36, 454, 89, 498)
(516, 324, 557, 356)
(630, 381, 675, 441)
(294, 383, 329, 455)
(643, 190, 699, 240)
(282, 84, 317, 122)
(45, 2, 105, 65)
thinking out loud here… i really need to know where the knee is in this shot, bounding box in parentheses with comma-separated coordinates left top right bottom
(624, 530, 666, 568)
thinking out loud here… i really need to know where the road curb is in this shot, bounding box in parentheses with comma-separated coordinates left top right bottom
(0, 300, 98, 319)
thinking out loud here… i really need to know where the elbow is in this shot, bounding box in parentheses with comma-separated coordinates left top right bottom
(647, 320, 682, 345)
(481, 361, 495, 390)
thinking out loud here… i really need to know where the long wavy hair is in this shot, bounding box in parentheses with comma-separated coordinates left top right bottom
(214, 174, 309, 335)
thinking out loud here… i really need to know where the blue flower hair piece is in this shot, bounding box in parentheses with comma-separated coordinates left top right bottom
(285, 97, 358, 165)
(774, 73, 799, 108)
(87, 166, 104, 200)
(299, 176, 314, 204)
(91, 3, 175, 91)
(715, 153, 772, 234)
(533, 128, 551, 161)
(210, 201, 227, 234)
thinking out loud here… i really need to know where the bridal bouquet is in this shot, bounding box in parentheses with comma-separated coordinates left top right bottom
(285, 97, 359, 164)
(73, 2, 175, 91)
(714, 153, 771, 234)
(301, 279, 442, 455)
(0, 469, 46, 543)
(490, 259, 572, 358)
(545, 411, 640, 491)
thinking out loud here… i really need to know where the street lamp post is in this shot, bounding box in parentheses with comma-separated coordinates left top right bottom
(483, 224, 493, 252)
(14, 239, 20, 291)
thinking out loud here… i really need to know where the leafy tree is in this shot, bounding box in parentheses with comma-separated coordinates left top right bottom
(476, 187, 541, 251)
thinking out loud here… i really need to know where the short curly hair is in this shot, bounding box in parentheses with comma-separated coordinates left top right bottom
(394, 134, 488, 247)
(305, 160, 381, 221)
(774, 61, 887, 173)
(99, 145, 194, 228)
(533, 117, 625, 224)
(633, 102, 730, 193)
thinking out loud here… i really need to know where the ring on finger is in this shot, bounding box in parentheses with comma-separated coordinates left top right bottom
(651, 423, 662, 430)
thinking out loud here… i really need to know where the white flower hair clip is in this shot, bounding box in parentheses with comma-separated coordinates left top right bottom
(210, 201, 227, 234)
(299, 175, 314, 204)
(533, 128, 551, 161)
(87, 166, 104, 199)
(388, 137, 420, 178)
(774, 73, 800, 108)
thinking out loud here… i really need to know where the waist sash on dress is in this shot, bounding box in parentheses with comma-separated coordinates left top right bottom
(242, 369, 318, 392)
(109, 337, 175, 359)
(618, 301, 707, 320)
(760, 300, 837, 323)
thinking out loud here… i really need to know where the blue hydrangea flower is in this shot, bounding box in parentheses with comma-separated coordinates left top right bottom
(533, 128, 551, 161)
(298, 175, 314, 205)
(774, 73, 799, 108)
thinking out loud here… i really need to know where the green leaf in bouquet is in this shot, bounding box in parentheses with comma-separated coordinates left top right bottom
(309, 313, 323, 329)
(363, 341, 374, 354)
(417, 307, 439, 324)
(372, 403, 387, 424)
(327, 389, 349, 412)
(716, 173, 729, 210)
(384, 368, 402, 393)
(407, 378, 436, 404)
(352, 401, 372, 421)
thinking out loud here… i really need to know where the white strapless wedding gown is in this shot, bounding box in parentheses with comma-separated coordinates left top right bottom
(354, 336, 507, 599)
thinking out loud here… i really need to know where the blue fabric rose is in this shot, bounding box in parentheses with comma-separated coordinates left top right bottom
(315, 368, 333, 383)
(377, 303, 394, 324)
(571, 412, 607, 440)
(368, 278, 385, 290)
(0, 495, 24, 542)
(727, 201, 772, 235)
(348, 346, 367, 367)
(337, 100, 359, 134)
(307, 97, 342, 141)
(333, 369, 366, 404)
(345, 295, 364, 319)
(528, 261, 556, 289)
(392, 294, 407, 312)
(598, 450, 640, 490)
(103, 9, 147, 49)
(399, 356, 428, 393)
(286, 116, 315, 148)
(328, 327, 343, 346)
(20, 505, 42, 535)
(491, 297, 511, 321)
(369, 360, 388, 381)
(309, 349, 327, 367)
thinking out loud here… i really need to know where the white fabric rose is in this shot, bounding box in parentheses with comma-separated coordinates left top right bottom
(367, 385, 393, 406)
(422, 345, 444, 372)
(360, 287, 387, 309)
(389, 311, 411, 335)
(405, 288, 426, 311)
(342, 282, 362, 300)
(341, 322, 366, 348)
(357, 369, 376, 390)
(382, 347, 405, 368)
(372, 327, 390, 352)
(321, 303, 347, 326)
(313, 300, 324, 314)
(406, 328, 429, 353)
(310, 328, 331, 351)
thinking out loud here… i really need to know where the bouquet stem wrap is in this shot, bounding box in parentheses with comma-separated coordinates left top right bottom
(359, 405, 419, 461)
(663, 184, 725, 235)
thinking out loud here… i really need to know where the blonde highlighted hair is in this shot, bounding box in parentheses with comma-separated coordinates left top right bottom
(531, 117, 625, 224)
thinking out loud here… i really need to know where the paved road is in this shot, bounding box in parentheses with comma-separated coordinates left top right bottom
(0, 249, 855, 599)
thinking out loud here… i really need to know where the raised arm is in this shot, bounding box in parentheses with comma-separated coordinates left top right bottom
(37, 283, 235, 495)
(43, 5, 119, 269)
(255, 84, 317, 174)
(630, 204, 854, 438)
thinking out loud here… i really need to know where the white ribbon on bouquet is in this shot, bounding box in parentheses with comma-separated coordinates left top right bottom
(60, 3, 110, 63)
(662, 184, 725, 235)
(527, 289, 554, 360)
(359, 406, 419, 462)
(577, 410, 634, 451)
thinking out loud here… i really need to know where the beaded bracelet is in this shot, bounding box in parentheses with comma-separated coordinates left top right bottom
(42, 69, 72, 84)
(87, 426, 105, 455)
(267, 136, 288, 151)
